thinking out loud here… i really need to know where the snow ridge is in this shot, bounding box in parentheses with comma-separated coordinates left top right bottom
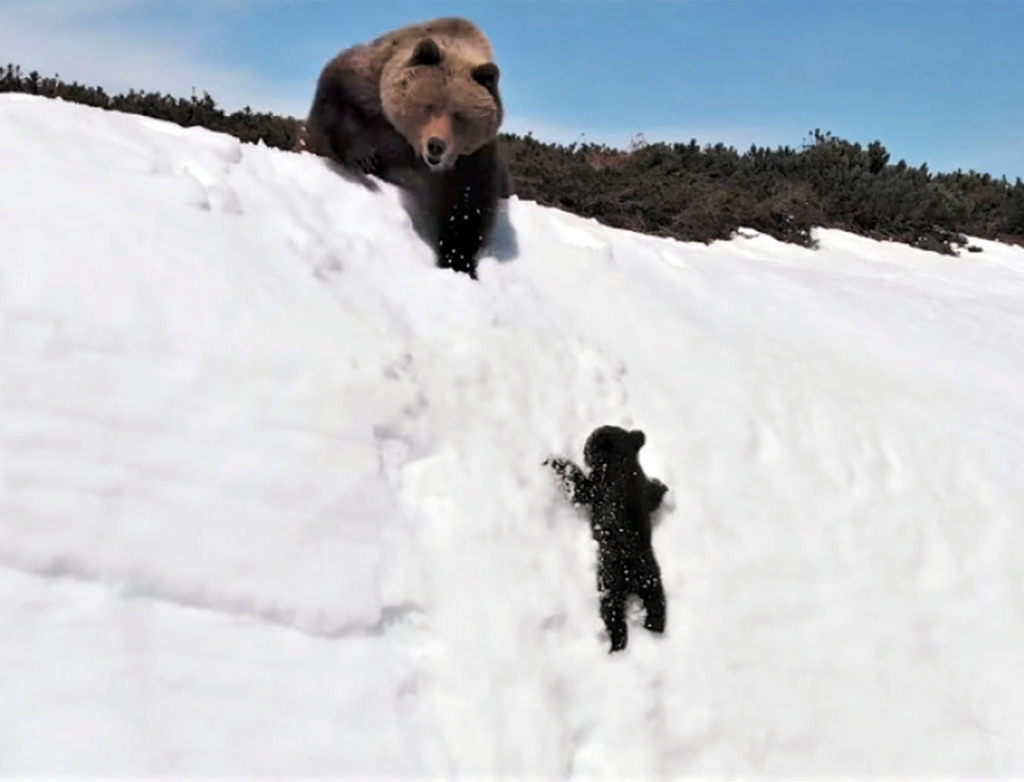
(3, 94, 1024, 776)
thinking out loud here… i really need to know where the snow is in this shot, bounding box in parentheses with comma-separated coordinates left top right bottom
(3, 92, 1024, 776)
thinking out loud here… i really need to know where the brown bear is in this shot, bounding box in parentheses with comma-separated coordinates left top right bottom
(298, 17, 511, 278)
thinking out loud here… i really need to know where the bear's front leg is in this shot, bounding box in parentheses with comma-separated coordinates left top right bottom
(435, 188, 493, 278)
(646, 477, 669, 512)
(432, 145, 502, 278)
(306, 77, 382, 176)
(544, 457, 593, 506)
(325, 111, 380, 174)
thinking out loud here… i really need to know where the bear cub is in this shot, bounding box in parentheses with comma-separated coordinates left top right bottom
(298, 17, 510, 279)
(546, 426, 669, 653)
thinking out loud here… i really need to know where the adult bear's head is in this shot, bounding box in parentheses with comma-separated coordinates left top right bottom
(381, 34, 503, 172)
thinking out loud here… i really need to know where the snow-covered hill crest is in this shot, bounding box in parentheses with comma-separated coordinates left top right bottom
(3, 93, 1024, 776)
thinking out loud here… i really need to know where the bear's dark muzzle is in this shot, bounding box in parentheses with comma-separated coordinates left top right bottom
(426, 136, 447, 167)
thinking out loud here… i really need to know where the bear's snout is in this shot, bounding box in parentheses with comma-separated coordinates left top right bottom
(426, 136, 447, 167)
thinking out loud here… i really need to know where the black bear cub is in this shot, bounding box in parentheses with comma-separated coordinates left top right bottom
(546, 425, 669, 653)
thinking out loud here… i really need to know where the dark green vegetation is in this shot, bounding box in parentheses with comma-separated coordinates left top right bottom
(0, 66, 299, 153)
(4, 63, 1023, 255)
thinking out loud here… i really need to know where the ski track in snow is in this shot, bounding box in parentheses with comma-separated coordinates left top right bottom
(3, 93, 1024, 775)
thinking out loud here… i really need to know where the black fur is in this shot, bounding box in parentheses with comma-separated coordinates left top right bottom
(546, 426, 669, 653)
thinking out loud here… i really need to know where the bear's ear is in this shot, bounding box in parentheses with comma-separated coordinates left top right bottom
(471, 62, 500, 91)
(410, 37, 442, 66)
(630, 430, 646, 451)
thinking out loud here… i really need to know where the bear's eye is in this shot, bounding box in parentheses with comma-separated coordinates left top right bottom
(452, 111, 464, 124)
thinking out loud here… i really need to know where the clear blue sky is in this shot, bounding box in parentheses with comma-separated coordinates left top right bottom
(1, 0, 1021, 179)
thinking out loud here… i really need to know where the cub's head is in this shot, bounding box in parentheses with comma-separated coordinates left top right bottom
(583, 426, 646, 470)
(381, 36, 502, 172)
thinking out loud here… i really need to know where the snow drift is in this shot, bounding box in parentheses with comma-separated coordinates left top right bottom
(3, 93, 1024, 776)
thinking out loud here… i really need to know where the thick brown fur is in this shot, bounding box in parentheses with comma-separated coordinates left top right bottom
(298, 17, 511, 278)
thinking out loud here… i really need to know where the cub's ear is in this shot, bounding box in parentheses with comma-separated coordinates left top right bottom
(630, 430, 646, 451)
(410, 38, 442, 66)
(471, 62, 500, 91)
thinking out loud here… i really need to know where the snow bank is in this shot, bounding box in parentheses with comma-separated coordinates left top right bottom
(3, 93, 1024, 776)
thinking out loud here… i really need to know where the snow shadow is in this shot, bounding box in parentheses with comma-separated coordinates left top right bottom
(323, 159, 382, 193)
(487, 200, 519, 263)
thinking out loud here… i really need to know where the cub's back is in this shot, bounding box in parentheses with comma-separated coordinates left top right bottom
(590, 465, 652, 551)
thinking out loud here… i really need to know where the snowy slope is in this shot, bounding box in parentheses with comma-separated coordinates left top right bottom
(3, 92, 1024, 777)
